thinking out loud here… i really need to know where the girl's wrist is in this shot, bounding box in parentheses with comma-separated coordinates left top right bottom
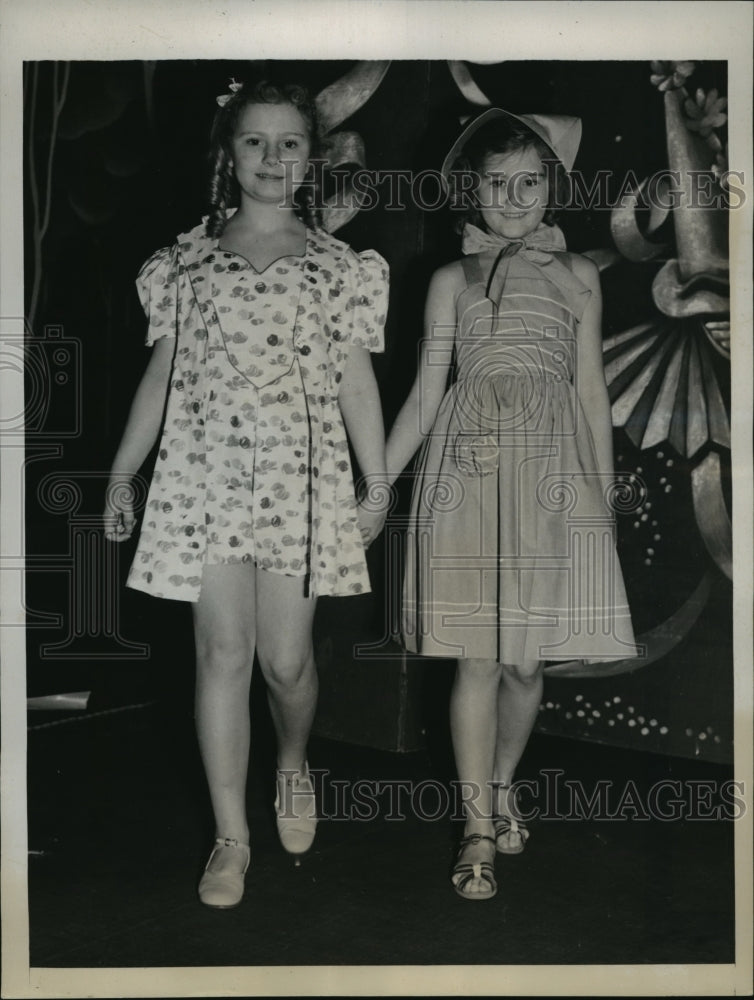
(110, 446, 148, 479)
(109, 467, 137, 483)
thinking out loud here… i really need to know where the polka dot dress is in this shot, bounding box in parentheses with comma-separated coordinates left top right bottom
(126, 219, 388, 602)
(202, 248, 313, 572)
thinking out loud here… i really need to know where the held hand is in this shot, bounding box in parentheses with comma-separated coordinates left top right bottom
(356, 501, 387, 549)
(103, 476, 137, 542)
(356, 477, 395, 548)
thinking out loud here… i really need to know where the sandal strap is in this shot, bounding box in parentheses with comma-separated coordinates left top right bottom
(452, 861, 497, 893)
(454, 861, 495, 877)
(275, 763, 316, 811)
(494, 816, 528, 835)
(458, 832, 496, 849)
(205, 837, 251, 872)
(213, 836, 250, 850)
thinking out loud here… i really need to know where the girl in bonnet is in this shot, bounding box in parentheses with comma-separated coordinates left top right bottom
(383, 109, 636, 899)
(104, 79, 389, 908)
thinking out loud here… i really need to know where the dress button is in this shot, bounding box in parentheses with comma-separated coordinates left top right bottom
(227, 262, 241, 272)
(271, 516, 281, 527)
(554, 374, 563, 382)
(277, 391, 289, 403)
(299, 345, 311, 356)
(267, 334, 279, 346)
(255, 282, 266, 293)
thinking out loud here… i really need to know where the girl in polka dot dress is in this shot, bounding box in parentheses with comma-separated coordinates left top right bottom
(104, 80, 389, 908)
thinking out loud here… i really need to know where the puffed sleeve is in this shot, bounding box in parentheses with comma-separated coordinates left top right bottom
(135, 244, 180, 346)
(345, 249, 389, 353)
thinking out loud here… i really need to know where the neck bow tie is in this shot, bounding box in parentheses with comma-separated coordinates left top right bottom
(462, 221, 568, 261)
(460, 222, 591, 320)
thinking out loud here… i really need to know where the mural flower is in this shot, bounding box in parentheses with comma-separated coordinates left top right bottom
(649, 60, 695, 92)
(684, 87, 727, 138)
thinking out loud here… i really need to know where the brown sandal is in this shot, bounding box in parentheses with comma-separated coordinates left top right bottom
(493, 815, 530, 854)
(492, 781, 530, 855)
(451, 833, 498, 900)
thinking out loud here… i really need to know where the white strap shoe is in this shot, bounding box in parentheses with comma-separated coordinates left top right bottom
(275, 762, 318, 856)
(198, 837, 250, 908)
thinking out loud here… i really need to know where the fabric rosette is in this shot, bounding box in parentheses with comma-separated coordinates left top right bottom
(452, 433, 500, 477)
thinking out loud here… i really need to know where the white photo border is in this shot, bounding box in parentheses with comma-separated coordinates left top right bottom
(2, 1, 752, 996)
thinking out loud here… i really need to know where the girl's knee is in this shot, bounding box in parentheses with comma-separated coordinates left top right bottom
(501, 660, 542, 686)
(457, 658, 504, 684)
(196, 634, 254, 680)
(258, 648, 315, 690)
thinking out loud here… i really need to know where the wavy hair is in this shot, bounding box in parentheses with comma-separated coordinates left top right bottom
(206, 79, 322, 238)
(448, 117, 567, 234)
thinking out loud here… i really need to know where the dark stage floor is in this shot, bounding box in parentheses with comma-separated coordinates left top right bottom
(26, 691, 735, 970)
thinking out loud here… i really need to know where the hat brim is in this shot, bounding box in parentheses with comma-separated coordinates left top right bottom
(440, 108, 565, 191)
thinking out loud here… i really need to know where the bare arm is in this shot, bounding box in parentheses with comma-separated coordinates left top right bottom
(572, 255, 614, 479)
(384, 263, 461, 483)
(104, 336, 175, 540)
(338, 344, 388, 545)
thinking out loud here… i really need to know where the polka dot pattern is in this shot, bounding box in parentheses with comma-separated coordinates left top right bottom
(127, 221, 389, 601)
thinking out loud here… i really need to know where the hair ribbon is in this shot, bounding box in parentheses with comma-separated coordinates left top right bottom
(216, 79, 244, 107)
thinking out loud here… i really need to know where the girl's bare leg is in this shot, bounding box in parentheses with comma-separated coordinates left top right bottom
(255, 571, 318, 772)
(449, 657, 502, 895)
(193, 563, 256, 876)
(492, 659, 543, 829)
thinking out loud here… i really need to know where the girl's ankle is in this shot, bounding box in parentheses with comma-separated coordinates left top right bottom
(463, 817, 494, 837)
(214, 831, 250, 846)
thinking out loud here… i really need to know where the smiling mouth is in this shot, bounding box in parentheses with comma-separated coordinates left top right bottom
(257, 172, 285, 180)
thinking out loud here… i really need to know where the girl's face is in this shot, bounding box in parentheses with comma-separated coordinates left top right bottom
(230, 102, 312, 206)
(476, 145, 549, 240)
